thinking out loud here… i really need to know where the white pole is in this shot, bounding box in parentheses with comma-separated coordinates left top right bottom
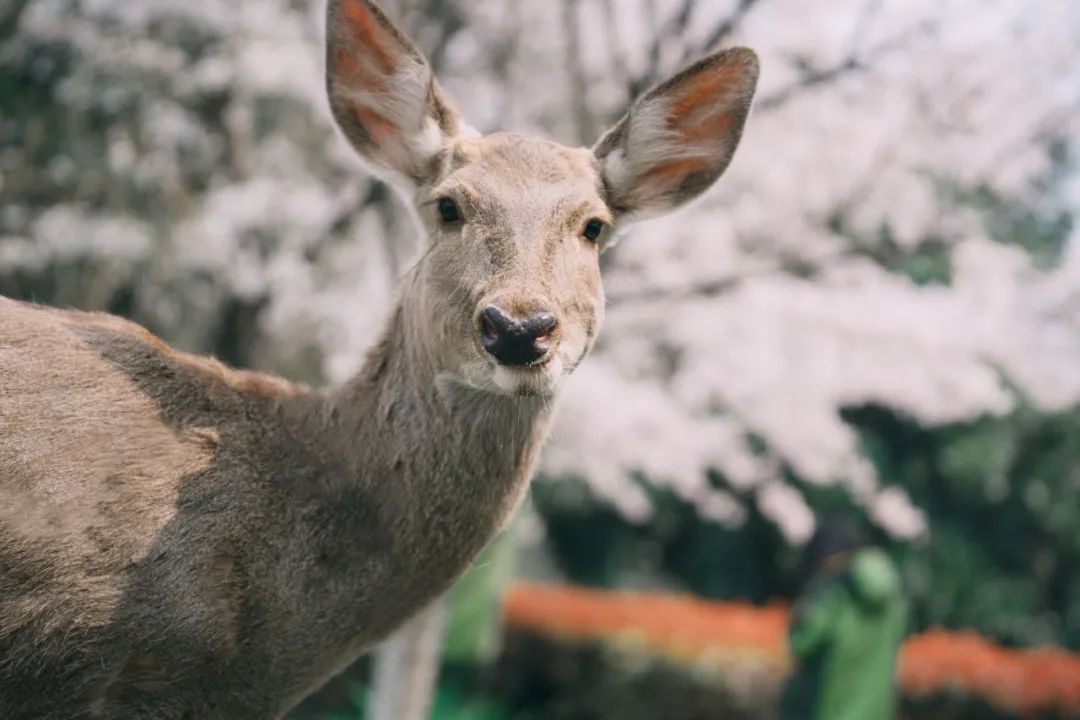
(367, 598, 448, 720)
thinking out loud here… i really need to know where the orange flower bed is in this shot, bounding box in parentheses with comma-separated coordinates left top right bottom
(504, 582, 1080, 716)
(504, 582, 789, 671)
(901, 630, 1080, 714)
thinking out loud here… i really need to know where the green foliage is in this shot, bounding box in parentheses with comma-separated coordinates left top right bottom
(897, 239, 953, 286)
(495, 630, 768, 720)
(937, 139, 1074, 271)
(534, 475, 794, 602)
(948, 183, 1073, 271)
(444, 534, 517, 665)
(430, 686, 508, 720)
(826, 211, 954, 286)
(315, 682, 368, 720)
(531, 477, 650, 587)
(843, 403, 1080, 648)
(287, 669, 509, 720)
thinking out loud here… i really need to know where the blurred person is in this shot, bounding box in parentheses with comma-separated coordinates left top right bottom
(779, 515, 907, 720)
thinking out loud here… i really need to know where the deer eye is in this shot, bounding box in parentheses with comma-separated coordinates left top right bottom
(437, 197, 461, 224)
(582, 218, 606, 242)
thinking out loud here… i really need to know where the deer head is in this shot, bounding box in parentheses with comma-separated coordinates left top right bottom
(326, 0, 758, 398)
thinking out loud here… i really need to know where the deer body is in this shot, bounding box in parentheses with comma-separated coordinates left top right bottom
(0, 290, 550, 718)
(0, 1, 758, 717)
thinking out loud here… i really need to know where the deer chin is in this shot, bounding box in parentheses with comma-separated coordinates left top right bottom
(444, 355, 564, 398)
(491, 354, 564, 397)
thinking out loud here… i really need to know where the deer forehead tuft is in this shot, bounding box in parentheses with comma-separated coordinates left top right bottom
(448, 134, 597, 183)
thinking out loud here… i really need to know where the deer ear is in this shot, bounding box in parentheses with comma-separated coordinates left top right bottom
(593, 48, 759, 221)
(326, 0, 464, 187)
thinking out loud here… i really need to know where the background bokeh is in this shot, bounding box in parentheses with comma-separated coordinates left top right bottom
(2, 0, 1079, 717)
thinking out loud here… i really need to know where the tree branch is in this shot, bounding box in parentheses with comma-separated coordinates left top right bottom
(680, 0, 762, 65)
(599, 0, 633, 104)
(758, 19, 935, 112)
(561, 0, 594, 144)
(605, 249, 855, 308)
(631, 0, 697, 96)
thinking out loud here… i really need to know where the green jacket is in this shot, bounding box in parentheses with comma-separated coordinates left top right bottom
(779, 548, 908, 720)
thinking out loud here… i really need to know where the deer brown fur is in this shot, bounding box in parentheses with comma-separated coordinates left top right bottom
(0, 1, 758, 717)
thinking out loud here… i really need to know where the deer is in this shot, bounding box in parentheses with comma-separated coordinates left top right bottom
(0, 1, 758, 717)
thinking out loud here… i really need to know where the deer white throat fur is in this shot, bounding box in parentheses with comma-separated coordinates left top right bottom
(0, 1, 759, 717)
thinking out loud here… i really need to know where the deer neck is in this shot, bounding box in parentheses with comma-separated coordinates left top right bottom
(324, 281, 556, 591)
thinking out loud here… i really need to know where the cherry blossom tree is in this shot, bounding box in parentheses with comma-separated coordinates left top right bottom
(2, 0, 1078, 637)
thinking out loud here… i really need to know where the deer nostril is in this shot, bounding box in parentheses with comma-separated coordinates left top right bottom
(525, 312, 557, 338)
(480, 306, 513, 343)
(480, 312, 499, 342)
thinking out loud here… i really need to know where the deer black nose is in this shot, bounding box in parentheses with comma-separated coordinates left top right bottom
(479, 305, 558, 366)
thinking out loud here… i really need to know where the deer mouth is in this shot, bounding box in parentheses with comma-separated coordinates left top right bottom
(491, 353, 563, 396)
(522, 349, 555, 369)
